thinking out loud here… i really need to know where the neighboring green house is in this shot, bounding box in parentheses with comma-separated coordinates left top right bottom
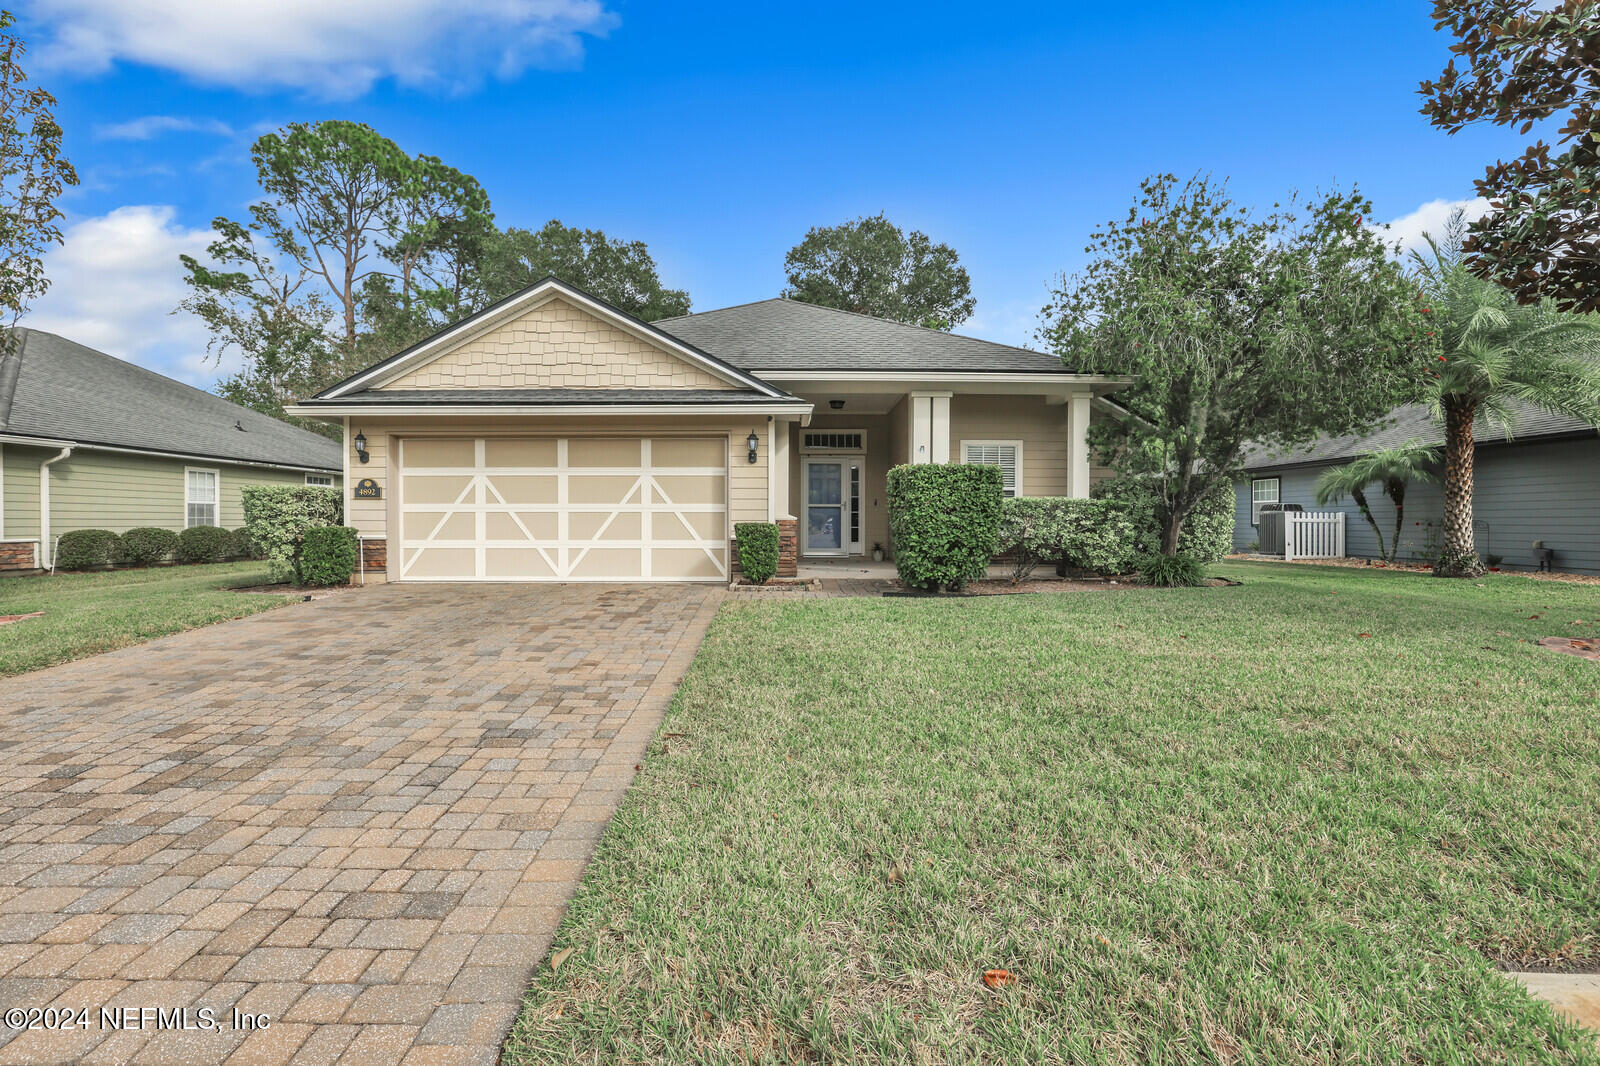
(0, 329, 342, 571)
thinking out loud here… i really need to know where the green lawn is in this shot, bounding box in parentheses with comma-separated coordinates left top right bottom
(0, 562, 293, 677)
(506, 561, 1600, 1065)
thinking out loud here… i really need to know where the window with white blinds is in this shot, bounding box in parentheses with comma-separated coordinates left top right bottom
(186, 468, 219, 528)
(962, 441, 1022, 497)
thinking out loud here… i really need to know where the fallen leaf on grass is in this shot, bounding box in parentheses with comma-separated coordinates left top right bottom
(550, 947, 573, 972)
(983, 968, 1016, 989)
(1357, 633, 1372, 638)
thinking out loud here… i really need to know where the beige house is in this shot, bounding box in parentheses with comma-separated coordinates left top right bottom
(0, 329, 342, 571)
(288, 277, 1128, 583)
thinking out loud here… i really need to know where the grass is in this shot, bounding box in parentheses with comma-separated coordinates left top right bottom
(0, 562, 293, 677)
(505, 560, 1600, 1065)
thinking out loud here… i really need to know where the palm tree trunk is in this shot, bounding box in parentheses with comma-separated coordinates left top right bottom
(1388, 483, 1406, 565)
(1436, 398, 1483, 578)
(1351, 487, 1386, 562)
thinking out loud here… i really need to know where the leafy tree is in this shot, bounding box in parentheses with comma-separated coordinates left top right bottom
(178, 218, 339, 438)
(379, 152, 491, 316)
(1042, 174, 1431, 555)
(481, 220, 689, 321)
(782, 213, 974, 329)
(1409, 212, 1600, 576)
(1419, 0, 1599, 312)
(0, 10, 76, 345)
(1314, 442, 1439, 563)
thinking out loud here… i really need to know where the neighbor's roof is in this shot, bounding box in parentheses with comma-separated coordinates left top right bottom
(0, 328, 342, 471)
(1243, 399, 1598, 471)
(655, 298, 1073, 374)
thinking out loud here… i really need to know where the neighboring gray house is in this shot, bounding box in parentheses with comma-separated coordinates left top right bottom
(1, 329, 343, 571)
(1234, 401, 1600, 574)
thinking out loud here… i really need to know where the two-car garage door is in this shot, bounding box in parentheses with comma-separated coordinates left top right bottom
(396, 437, 728, 581)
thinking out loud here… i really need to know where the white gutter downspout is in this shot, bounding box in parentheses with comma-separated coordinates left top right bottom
(40, 445, 73, 569)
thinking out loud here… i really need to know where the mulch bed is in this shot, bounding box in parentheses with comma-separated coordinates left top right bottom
(1537, 637, 1600, 661)
(232, 582, 365, 600)
(729, 579, 821, 592)
(1231, 554, 1600, 585)
(887, 576, 1241, 597)
(0, 611, 44, 627)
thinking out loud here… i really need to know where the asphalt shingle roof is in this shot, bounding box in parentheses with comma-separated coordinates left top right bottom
(0, 328, 342, 470)
(1243, 399, 1598, 470)
(655, 298, 1073, 374)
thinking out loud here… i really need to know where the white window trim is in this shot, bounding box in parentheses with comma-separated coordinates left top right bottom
(959, 439, 1024, 497)
(1251, 477, 1280, 526)
(305, 473, 334, 486)
(185, 466, 221, 528)
(800, 428, 867, 453)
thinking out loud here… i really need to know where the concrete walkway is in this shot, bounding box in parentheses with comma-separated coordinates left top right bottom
(0, 583, 721, 1065)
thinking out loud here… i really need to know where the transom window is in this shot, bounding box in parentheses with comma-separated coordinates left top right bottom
(1251, 477, 1280, 525)
(305, 474, 334, 487)
(186, 468, 219, 528)
(802, 431, 864, 451)
(962, 441, 1022, 498)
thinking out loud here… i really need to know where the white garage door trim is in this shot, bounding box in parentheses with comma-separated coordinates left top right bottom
(396, 436, 728, 582)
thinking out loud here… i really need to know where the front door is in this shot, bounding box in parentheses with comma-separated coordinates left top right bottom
(804, 459, 849, 556)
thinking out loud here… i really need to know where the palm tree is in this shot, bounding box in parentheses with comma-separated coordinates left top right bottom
(1314, 442, 1439, 563)
(1410, 213, 1600, 577)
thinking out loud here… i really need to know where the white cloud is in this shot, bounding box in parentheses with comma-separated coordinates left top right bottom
(30, 0, 617, 97)
(22, 206, 230, 387)
(93, 115, 234, 141)
(1374, 196, 1491, 259)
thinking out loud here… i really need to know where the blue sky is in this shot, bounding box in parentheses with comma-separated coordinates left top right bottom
(18, 1, 1524, 385)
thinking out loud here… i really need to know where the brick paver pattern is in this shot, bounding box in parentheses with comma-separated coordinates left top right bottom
(0, 583, 721, 1065)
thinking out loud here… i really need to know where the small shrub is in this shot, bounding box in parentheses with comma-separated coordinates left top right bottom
(241, 485, 343, 582)
(887, 464, 1003, 591)
(119, 527, 180, 566)
(1137, 552, 1205, 587)
(54, 529, 121, 571)
(177, 524, 234, 564)
(297, 526, 358, 587)
(734, 521, 779, 584)
(230, 527, 260, 560)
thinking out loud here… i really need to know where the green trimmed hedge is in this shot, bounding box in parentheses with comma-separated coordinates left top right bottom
(119, 527, 180, 566)
(230, 527, 260, 561)
(298, 526, 358, 587)
(886, 464, 1003, 591)
(998, 497, 1141, 580)
(177, 525, 235, 564)
(734, 521, 779, 584)
(1092, 476, 1234, 564)
(54, 529, 121, 571)
(240, 485, 343, 582)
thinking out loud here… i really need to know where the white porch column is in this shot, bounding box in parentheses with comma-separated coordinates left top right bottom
(771, 417, 793, 520)
(1067, 391, 1092, 498)
(908, 392, 952, 464)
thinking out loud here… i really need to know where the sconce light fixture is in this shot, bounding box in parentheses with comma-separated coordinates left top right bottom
(354, 430, 369, 464)
(829, 399, 845, 410)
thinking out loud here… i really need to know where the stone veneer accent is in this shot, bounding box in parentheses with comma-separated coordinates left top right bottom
(359, 537, 387, 573)
(0, 541, 39, 571)
(777, 518, 798, 577)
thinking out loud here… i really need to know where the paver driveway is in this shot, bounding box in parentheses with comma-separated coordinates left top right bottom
(0, 582, 722, 1065)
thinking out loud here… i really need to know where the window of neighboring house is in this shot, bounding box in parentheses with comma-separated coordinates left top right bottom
(1251, 477, 1280, 525)
(186, 468, 219, 527)
(961, 441, 1023, 497)
(305, 474, 334, 487)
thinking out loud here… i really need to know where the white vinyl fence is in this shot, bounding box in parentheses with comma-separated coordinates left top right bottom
(1284, 511, 1345, 561)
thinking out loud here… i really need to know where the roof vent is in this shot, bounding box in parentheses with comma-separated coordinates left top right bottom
(235, 420, 246, 431)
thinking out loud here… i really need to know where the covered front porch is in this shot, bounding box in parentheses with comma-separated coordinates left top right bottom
(767, 377, 1121, 559)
